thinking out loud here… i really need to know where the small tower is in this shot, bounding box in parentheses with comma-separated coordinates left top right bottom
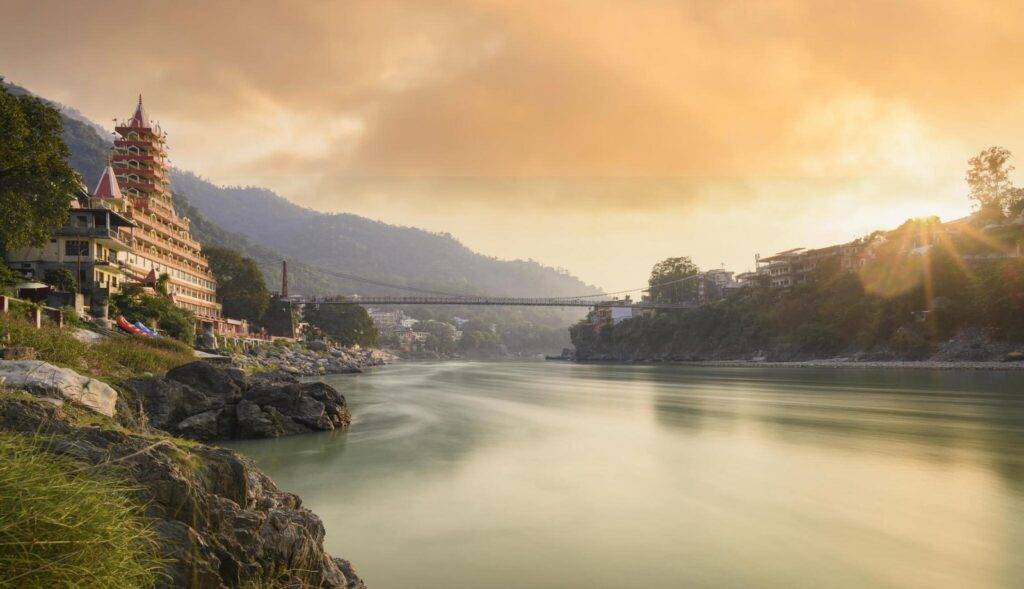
(281, 260, 289, 298)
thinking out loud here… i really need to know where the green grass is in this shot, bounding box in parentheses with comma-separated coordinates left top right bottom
(0, 432, 163, 588)
(0, 314, 194, 380)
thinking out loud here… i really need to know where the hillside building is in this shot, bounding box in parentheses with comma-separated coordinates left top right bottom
(755, 241, 866, 287)
(367, 308, 406, 336)
(696, 269, 737, 302)
(5, 195, 136, 315)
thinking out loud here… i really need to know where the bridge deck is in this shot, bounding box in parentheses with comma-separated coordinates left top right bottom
(300, 296, 694, 309)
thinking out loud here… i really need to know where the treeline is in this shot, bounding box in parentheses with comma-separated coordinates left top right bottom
(572, 249, 1024, 361)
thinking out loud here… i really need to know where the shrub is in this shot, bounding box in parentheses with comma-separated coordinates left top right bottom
(43, 268, 76, 292)
(0, 263, 19, 295)
(60, 305, 85, 328)
(110, 284, 196, 344)
(0, 432, 162, 587)
(303, 303, 378, 347)
(890, 326, 932, 360)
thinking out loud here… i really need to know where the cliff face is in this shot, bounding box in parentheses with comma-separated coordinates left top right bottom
(0, 396, 365, 588)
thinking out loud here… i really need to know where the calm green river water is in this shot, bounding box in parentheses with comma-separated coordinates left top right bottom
(225, 362, 1024, 588)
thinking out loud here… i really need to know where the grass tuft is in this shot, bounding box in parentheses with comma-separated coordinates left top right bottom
(0, 432, 163, 588)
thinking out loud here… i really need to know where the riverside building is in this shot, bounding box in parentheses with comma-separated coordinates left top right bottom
(90, 96, 224, 329)
(5, 191, 136, 314)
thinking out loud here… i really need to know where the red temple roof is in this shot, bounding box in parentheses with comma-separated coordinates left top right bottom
(128, 94, 150, 128)
(92, 165, 123, 199)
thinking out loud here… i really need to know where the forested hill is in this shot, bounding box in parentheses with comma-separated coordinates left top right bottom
(170, 172, 595, 297)
(12, 81, 598, 299)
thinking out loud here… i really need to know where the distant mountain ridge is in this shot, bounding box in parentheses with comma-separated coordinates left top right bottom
(10, 81, 599, 299)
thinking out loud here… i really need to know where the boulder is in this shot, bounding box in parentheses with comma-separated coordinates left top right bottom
(0, 360, 117, 416)
(176, 408, 224, 441)
(127, 362, 352, 441)
(244, 381, 351, 431)
(167, 361, 248, 405)
(71, 328, 104, 344)
(235, 400, 283, 439)
(123, 377, 218, 430)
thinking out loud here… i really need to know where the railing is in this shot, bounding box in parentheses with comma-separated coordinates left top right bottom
(61, 226, 125, 240)
(131, 228, 212, 271)
(0, 295, 63, 329)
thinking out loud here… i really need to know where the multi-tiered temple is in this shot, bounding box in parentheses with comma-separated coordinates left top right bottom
(98, 96, 222, 325)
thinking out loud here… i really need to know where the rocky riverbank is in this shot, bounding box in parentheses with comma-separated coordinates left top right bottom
(0, 393, 365, 588)
(0, 317, 370, 587)
(231, 341, 395, 376)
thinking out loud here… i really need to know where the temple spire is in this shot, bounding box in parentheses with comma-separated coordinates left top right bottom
(92, 164, 123, 199)
(129, 93, 149, 128)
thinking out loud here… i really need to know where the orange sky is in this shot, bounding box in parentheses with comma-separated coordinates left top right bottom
(4, 1, 1024, 290)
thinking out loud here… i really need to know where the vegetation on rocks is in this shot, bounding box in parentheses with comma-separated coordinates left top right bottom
(0, 426, 162, 588)
(0, 314, 194, 380)
(0, 394, 364, 587)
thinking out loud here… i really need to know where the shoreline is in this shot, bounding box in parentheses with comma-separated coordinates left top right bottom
(573, 358, 1024, 371)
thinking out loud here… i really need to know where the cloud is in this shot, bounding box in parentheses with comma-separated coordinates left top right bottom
(2, 0, 1023, 287)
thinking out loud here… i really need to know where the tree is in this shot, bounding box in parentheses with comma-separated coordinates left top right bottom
(110, 283, 196, 343)
(648, 257, 700, 303)
(418, 320, 457, 355)
(966, 146, 1024, 217)
(203, 246, 270, 323)
(0, 263, 18, 294)
(303, 304, 378, 347)
(0, 80, 79, 253)
(154, 273, 170, 297)
(43, 268, 76, 292)
(457, 320, 506, 357)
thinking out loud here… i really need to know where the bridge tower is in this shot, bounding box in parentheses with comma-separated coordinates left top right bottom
(281, 260, 289, 298)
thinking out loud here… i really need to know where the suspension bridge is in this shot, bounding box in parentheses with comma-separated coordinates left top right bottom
(275, 260, 703, 311)
(300, 295, 696, 309)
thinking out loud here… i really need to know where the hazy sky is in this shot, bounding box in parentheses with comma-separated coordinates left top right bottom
(4, 0, 1024, 291)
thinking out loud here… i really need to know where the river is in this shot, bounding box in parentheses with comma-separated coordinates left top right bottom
(225, 362, 1024, 588)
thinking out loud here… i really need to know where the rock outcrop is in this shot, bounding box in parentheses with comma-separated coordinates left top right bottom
(0, 360, 118, 416)
(0, 395, 365, 588)
(231, 343, 393, 377)
(124, 361, 351, 441)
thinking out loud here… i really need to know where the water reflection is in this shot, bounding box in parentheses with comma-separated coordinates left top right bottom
(226, 362, 1024, 588)
(645, 366, 1024, 493)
